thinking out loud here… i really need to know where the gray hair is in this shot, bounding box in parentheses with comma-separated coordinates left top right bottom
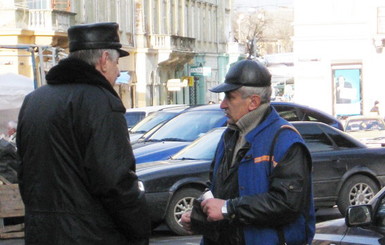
(68, 49, 119, 66)
(237, 86, 272, 104)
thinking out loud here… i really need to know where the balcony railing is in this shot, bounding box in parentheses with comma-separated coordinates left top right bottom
(171, 35, 195, 52)
(29, 9, 75, 32)
(149, 34, 171, 49)
(149, 34, 195, 52)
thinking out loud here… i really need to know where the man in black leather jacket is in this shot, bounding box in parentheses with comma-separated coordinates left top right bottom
(181, 59, 315, 245)
(17, 22, 150, 245)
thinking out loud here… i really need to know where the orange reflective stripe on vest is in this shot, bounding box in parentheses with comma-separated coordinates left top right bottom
(254, 155, 278, 167)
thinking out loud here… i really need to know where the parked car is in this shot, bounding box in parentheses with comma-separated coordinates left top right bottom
(133, 102, 343, 163)
(137, 127, 224, 235)
(295, 122, 385, 215)
(313, 186, 385, 244)
(124, 104, 186, 129)
(272, 101, 344, 131)
(133, 104, 227, 163)
(129, 106, 189, 143)
(344, 115, 385, 147)
(137, 122, 385, 235)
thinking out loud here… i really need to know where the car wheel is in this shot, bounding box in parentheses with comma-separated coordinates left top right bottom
(165, 188, 202, 236)
(337, 175, 379, 216)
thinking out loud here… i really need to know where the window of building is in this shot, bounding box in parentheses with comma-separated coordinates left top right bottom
(27, 0, 48, 9)
(146, 0, 155, 34)
(108, 0, 117, 22)
(146, 84, 154, 106)
(185, 1, 190, 37)
(178, 0, 183, 36)
(143, 0, 151, 33)
(196, 3, 201, 40)
(162, 0, 168, 34)
(125, 0, 134, 33)
(191, 2, 196, 38)
(171, 0, 176, 34)
(377, 7, 385, 34)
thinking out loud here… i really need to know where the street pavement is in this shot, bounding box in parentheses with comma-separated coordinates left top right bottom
(0, 208, 341, 245)
(0, 234, 202, 245)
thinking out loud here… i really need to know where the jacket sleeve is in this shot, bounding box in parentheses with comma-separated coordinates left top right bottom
(83, 109, 151, 241)
(227, 143, 311, 227)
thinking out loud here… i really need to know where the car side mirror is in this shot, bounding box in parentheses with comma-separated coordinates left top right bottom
(346, 205, 372, 227)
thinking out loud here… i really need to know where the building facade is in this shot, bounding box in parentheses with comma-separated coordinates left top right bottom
(0, 0, 234, 108)
(293, 0, 385, 117)
(0, 0, 75, 86)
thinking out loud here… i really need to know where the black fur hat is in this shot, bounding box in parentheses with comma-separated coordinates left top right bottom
(68, 22, 129, 57)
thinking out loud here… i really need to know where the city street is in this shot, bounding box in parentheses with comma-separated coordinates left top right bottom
(0, 208, 342, 245)
(0, 0, 384, 244)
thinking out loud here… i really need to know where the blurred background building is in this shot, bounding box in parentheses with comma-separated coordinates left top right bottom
(0, 0, 233, 111)
(293, 0, 385, 117)
(1, 0, 385, 134)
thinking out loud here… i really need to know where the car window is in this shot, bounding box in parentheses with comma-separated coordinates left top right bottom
(302, 108, 333, 124)
(306, 115, 317, 121)
(274, 105, 300, 121)
(318, 124, 359, 149)
(346, 119, 385, 131)
(295, 124, 335, 152)
(149, 111, 226, 142)
(129, 111, 177, 133)
(124, 112, 146, 128)
(369, 120, 385, 130)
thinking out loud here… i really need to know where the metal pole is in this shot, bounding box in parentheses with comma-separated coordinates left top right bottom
(29, 48, 39, 89)
(38, 47, 46, 86)
(51, 47, 57, 67)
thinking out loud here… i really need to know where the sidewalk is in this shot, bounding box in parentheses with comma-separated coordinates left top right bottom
(0, 239, 23, 245)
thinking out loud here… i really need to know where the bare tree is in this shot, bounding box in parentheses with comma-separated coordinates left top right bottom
(232, 8, 293, 57)
(233, 10, 267, 58)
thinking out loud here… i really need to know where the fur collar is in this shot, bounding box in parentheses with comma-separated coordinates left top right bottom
(45, 58, 119, 98)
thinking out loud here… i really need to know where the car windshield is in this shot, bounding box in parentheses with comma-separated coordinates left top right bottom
(129, 111, 177, 134)
(148, 110, 226, 142)
(172, 127, 225, 160)
(345, 119, 385, 132)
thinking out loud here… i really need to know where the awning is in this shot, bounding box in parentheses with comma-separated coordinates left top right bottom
(0, 73, 34, 110)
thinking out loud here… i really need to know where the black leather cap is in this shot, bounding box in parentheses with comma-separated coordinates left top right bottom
(68, 22, 129, 57)
(210, 59, 271, 93)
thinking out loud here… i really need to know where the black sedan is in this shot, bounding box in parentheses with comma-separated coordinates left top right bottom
(137, 122, 385, 235)
(133, 102, 343, 164)
(314, 186, 385, 244)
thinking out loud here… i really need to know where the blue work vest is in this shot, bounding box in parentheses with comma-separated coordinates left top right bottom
(211, 108, 315, 245)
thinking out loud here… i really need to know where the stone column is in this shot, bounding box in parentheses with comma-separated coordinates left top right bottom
(134, 0, 147, 107)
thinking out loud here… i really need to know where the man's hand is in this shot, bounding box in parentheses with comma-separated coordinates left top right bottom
(201, 198, 226, 222)
(181, 211, 193, 234)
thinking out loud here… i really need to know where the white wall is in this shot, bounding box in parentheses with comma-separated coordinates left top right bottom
(293, 0, 385, 116)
